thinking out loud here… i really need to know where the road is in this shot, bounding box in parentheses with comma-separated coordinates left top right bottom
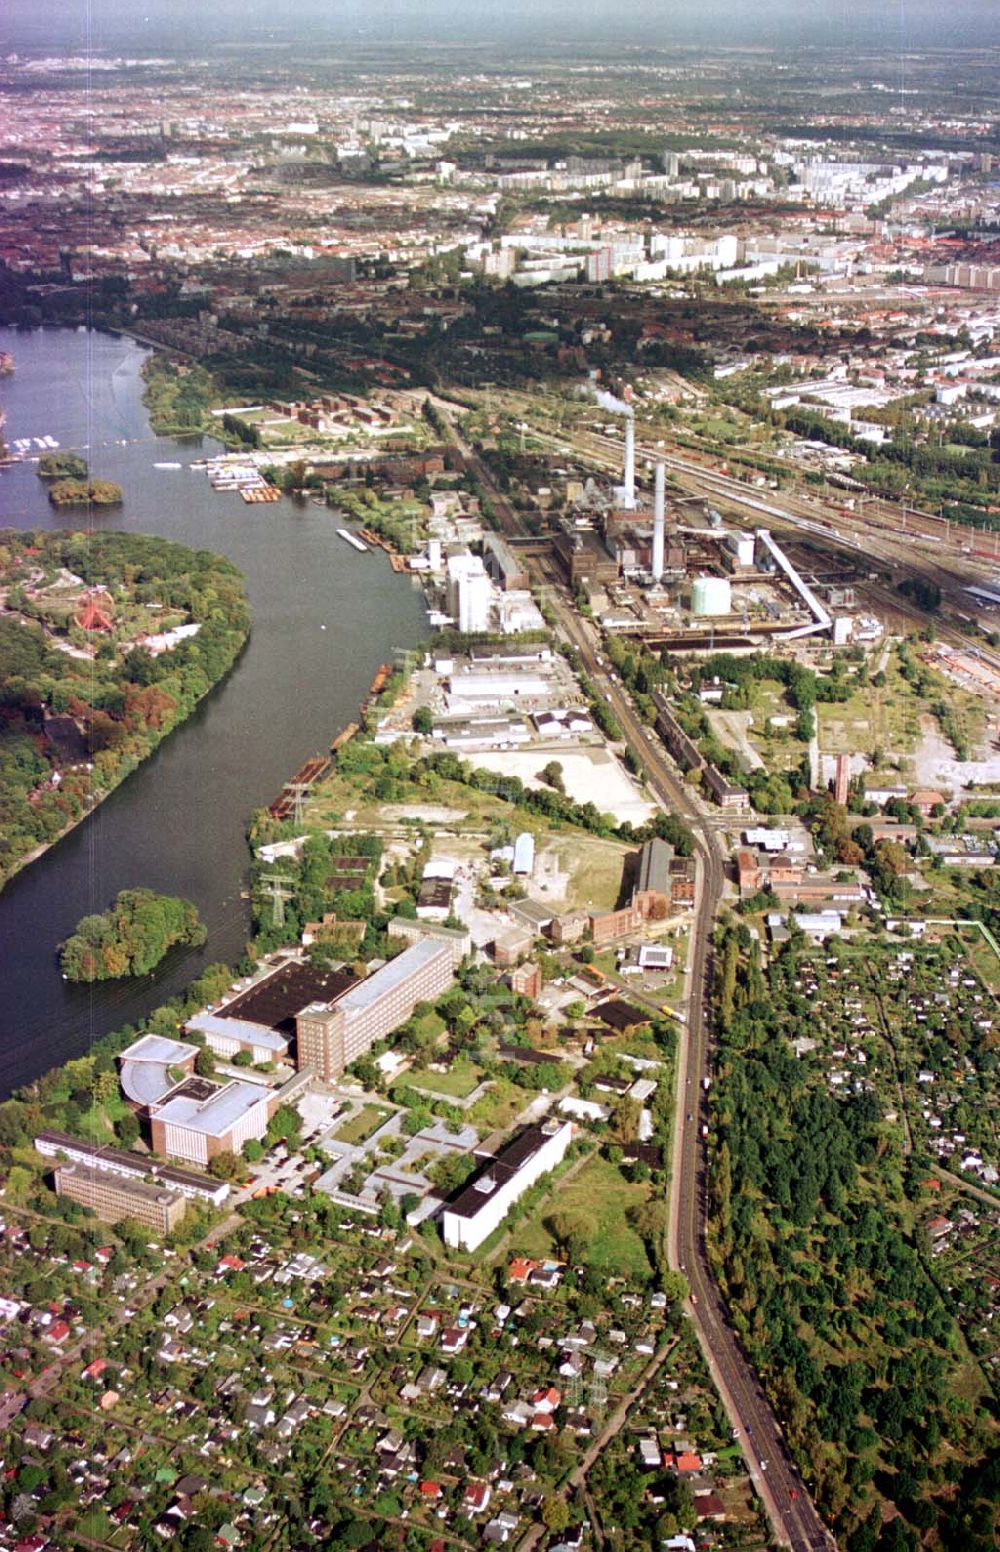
(541, 582, 835, 1550)
(436, 400, 840, 1548)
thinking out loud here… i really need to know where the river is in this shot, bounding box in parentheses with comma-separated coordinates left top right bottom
(0, 327, 428, 1096)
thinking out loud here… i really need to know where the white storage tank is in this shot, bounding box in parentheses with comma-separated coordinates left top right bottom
(691, 576, 732, 616)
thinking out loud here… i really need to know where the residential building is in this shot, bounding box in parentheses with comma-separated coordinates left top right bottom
(703, 765, 749, 810)
(442, 1121, 573, 1252)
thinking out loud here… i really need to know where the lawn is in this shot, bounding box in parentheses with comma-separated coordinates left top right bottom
(333, 1103, 393, 1146)
(402, 1055, 482, 1100)
(556, 836, 632, 913)
(513, 1154, 654, 1280)
(466, 1077, 535, 1135)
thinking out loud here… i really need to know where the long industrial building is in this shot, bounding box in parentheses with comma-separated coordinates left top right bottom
(296, 936, 462, 1080)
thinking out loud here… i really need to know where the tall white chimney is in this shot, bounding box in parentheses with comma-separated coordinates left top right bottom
(652, 462, 665, 583)
(623, 414, 636, 509)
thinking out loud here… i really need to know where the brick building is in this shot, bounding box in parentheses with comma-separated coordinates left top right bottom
(296, 937, 461, 1081)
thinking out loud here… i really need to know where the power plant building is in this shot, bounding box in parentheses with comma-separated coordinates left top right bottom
(691, 576, 732, 616)
(296, 937, 462, 1080)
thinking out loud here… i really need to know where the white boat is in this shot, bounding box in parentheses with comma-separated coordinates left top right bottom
(338, 529, 368, 553)
(154, 462, 182, 470)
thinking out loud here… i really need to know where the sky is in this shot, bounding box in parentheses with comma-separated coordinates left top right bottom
(3, 1, 1000, 52)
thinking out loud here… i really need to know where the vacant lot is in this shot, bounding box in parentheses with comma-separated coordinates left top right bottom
(514, 1154, 653, 1280)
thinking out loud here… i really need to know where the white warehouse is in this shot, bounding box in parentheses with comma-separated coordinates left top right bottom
(441, 1121, 573, 1252)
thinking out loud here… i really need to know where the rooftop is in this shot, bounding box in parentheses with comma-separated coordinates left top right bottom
(444, 1122, 571, 1220)
(152, 1079, 270, 1138)
(209, 962, 357, 1035)
(330, 937, 451, 1016)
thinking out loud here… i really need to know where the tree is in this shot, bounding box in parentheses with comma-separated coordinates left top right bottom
(266, 1104, 302, 1150)
(116, 1111, 140, 1147)
(541, 1497, 570, 1533)
(411, 706, 433, 736)
(208, 1151, 244, 1181)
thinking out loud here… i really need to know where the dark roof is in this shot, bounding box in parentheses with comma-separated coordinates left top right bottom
(445, 1125, 562, 1220)
(34, 1130, 224, 1196)
(496, 1044, 564, 1067)
(595, 999, 650, 1032)
(621, 1142, 663, 1169)
(216, 963, 356, 1035)
(635, 837, 672, 897)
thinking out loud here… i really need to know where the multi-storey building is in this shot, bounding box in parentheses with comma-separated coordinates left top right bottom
(295, 937, 460, 1080)
(53, 1163, 186, 1234)
(442, 1122, 573, 1252)
(149, 1080, 274, 1167)
(34, 1130, 231, 1206)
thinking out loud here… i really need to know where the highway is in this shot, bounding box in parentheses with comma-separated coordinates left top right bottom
(443, 405, 839, 1547)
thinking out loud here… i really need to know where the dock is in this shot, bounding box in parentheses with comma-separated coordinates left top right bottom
(267, 754, 332, 821)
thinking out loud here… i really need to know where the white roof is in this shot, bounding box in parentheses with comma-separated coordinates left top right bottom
(187, 1013, 288, 1054)
(513, 833, 535, 872)
(120, 1033, 192, 1066)
(335, 938, 450, 1015)
(152, 1080, 269, 1138)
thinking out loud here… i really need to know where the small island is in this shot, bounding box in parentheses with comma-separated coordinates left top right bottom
(37, 453, 123, 506)
(60, 888, 206, 981)
(36, 451, 89, 481)
(48, 477, 123, 508)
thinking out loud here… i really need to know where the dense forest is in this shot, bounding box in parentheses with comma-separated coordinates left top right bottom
(707, 925, 999, 1550)
(60, 888, 206, 981)
(0, 529, 250, 889)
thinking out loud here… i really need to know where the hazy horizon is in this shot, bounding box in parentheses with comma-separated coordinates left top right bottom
(4, 0, 1000, 53)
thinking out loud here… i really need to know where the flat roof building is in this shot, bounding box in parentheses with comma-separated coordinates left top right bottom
(119, 1034, 198, 1109)
(34, 1130, 230, 1206)
(442, 1122, 573, 1253)
(150, 1079, 275, 1167)
(54, 1163, 186, 1235)
(296, 937, 461, 1081)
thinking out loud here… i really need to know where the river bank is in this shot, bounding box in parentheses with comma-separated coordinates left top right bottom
(0, 325, 428, 1096)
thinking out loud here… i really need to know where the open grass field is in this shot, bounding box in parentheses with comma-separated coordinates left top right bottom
(513, 1154, 654, 1280)
(403, 1054, 483, 1100)
(333, 1103, 393, 1146)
